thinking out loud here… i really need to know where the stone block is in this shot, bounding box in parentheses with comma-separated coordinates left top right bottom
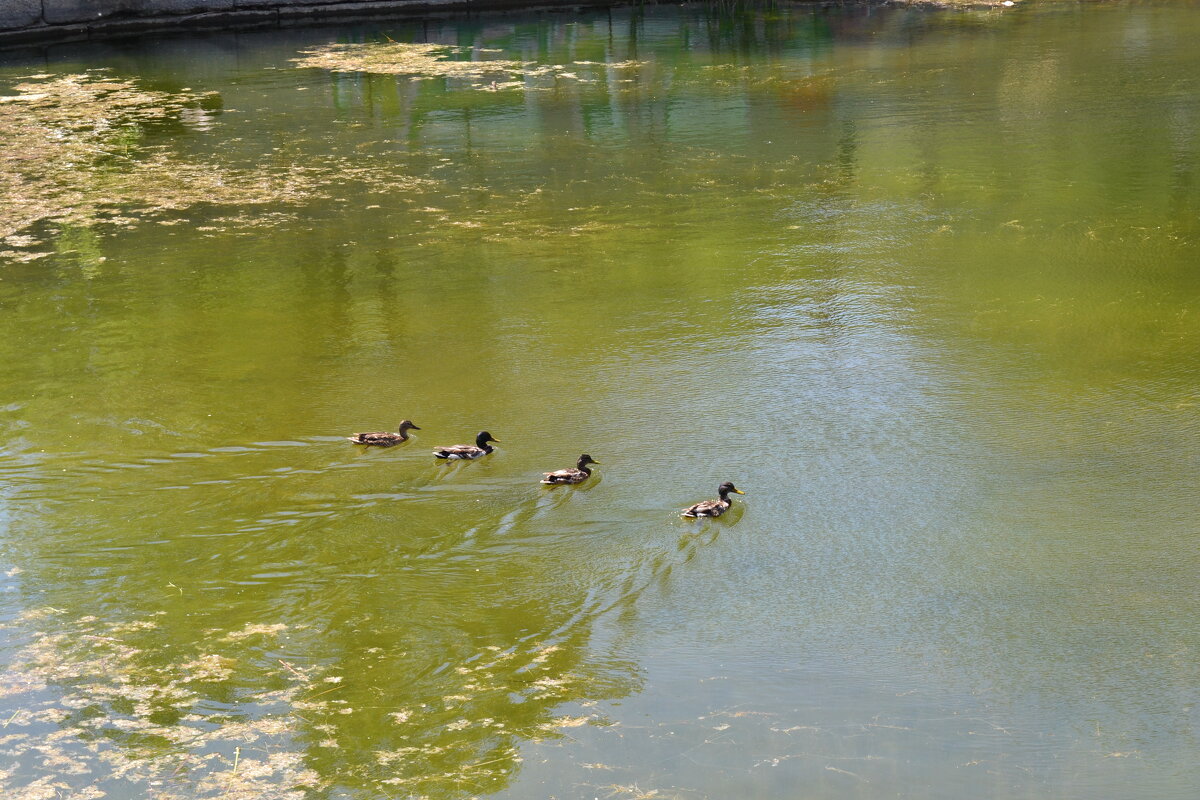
(0, 0, 42, 31)
(43, 0, 128, 25)
(42, 0, 238, 25)
(151, 0, 239, 12)
(103, 8, 277, 32)
(277, 0, 465, 19)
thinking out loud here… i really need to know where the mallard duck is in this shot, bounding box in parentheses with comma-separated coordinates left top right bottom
(347, 420, 420, 446)
(681, 481, 745, 518)
(433, 431, 498, 460)
(541, 454, 599, 485)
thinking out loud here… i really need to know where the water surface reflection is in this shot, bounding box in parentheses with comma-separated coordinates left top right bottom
(1, 2, 1199, 798)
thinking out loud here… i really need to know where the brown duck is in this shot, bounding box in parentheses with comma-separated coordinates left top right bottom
(541, 454, 599, 485)
(681, 482, 745, 518)
(347, 420, 420, 446)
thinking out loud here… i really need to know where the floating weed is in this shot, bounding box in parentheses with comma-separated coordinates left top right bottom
(293, 41, 531, 81)
(0, 67, 807, 257)
(293, 41, 643, 90)
(0, 608, 629, 797)
(0, 72, 438, 253)
(221, 623, 288, 642)
(178, 655, 235, 683)
(0, 613, 322, 798)
(193, 751, 318, 800)
(552, 715, 591, 728)
(601, 784, 665, 800)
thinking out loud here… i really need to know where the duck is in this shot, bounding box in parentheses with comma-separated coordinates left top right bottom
(433, 431, 499, 460)
(541, 454, 599, 485)
(681, 481, 745, 518)
(347, 420, 420, 446)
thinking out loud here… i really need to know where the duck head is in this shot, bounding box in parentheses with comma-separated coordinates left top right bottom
(577, 454, 599, 469)
(718, 481, 745, 498)
(398, 420, 421, 432)
(475, 431, 499, 447)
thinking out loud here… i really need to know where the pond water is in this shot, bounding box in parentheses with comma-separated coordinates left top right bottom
(1, 2, 1198, 798)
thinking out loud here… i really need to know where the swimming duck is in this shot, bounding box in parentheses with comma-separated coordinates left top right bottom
(681, 481, 745, 518)
(433, 431, 498, 460)
(347, 420, 420, 446)
(541, 454, 599, 485)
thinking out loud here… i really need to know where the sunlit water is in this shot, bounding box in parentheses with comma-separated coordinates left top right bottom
(1, 2, 1198, 798)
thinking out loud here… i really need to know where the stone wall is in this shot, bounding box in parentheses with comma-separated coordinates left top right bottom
(0, 0, 548, 41)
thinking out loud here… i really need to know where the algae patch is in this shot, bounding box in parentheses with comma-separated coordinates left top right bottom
(0, 72, 434, 255)
(0, 609, 614, 798)
(292, 41, 642, 90)
(0, 611, 320, 799)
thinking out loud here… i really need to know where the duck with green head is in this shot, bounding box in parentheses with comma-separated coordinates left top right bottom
(433, 431, 499, 460)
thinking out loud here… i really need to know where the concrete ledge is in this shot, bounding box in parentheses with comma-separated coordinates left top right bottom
(0, 0, 42, 31)
(0, 0, 635, 42)
(87, 7, 281, 35)
(42, 0, 239, 26)
(275, 0, 469, 20)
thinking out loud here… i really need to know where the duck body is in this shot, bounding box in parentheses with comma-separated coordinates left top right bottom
(681, 481, 744, 518)
(348, 420, 420, 446)
(434, 431, 498, 460)
(541, 454, 598, 485)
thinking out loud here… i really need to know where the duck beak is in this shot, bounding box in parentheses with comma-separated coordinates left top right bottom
(733, 488, 745, 495)
(411, 425, 421, 430)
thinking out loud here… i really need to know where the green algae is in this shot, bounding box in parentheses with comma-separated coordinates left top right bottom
(0, 609, 613, 799)
(293, 40, 643, 89)
(0, 72, 435, 254)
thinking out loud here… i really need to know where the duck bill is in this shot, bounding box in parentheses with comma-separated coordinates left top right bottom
(733, 489, 745, 495)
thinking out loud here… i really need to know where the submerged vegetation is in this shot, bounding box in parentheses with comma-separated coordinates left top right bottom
(0, 3, 1035, 262)
(0, 73, 434, 258)
(0, 609, 616, 798)
(1, 75, 277, 255)
(0, 610, 319, 799)
(293, 41, 643, 90)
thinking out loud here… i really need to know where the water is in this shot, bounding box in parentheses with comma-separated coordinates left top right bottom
(0, 2, 1198, 798)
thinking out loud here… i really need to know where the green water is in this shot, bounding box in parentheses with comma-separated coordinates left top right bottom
(1, 2, 1198, 798)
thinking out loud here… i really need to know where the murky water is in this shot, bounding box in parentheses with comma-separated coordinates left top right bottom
(1, 2, 1198, 798)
